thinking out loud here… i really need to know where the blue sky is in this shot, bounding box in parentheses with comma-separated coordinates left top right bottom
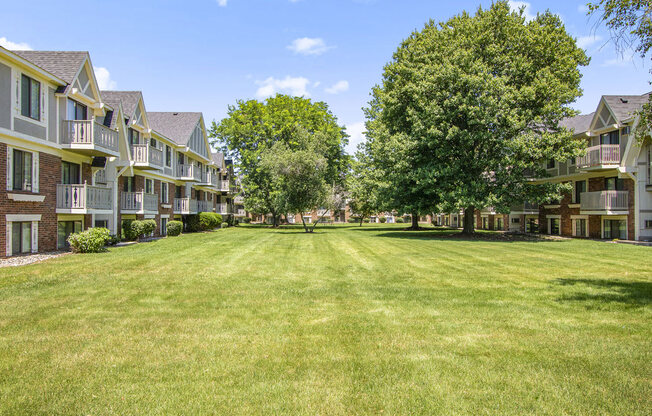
(1, 0, 649, 153)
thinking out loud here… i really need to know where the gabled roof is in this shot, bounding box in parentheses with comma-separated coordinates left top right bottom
(101, 91, 143, 120)
(211, 151, 225, 167)
(560, 112, 594, 135)
(147, 112, 202, 145)
(603, 92, 651, 122)
(11, 50, 88, 93)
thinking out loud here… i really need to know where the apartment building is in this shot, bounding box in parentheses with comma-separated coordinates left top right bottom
(473, 92, 652, 241)
(0, 47, 233, 257)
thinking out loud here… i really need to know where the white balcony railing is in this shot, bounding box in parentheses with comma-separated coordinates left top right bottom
(177, 164, 202, 181)
(576, 145, 621, 168)
(61, 120, 119, 153)
(131, 144, 163, 167)
(56, 183, 112, 211)
(216, 203, 228, 214)
(197, 200, 212, 213)
(94, 169, 107, 184)
(580, 191, 628, 211)
(218, 180, 230, 192)
(121, 192, 158, 212)
(200, 171, 219, 187)
(174, 198, 197, 214)
(235, 209, 247, 216)
(234, 196, 244, 204)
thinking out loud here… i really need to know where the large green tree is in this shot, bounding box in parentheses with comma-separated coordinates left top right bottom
(364, 1, 589, 233)
(347, 148, 381, 226)
(209, 95, 348, 226)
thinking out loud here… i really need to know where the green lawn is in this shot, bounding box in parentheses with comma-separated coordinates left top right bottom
(0, 225, 651, 415)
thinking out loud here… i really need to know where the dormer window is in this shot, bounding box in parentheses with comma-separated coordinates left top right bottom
(600, 131, 619, 145)
(20, 74, 40, 120)
(128, 128, 140, 145)
(67, 99, 87, 121)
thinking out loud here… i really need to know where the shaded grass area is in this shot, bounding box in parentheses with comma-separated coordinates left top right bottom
(0, 224, 651, 415)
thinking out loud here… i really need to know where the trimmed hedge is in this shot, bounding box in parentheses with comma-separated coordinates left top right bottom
(396, 217, 405, 223)
(242, 217, 252, 224)
(379, 216, 387, 223)
(199, 212, 223, 231)
(122, 220, 138, 241)
(167, 221, 183, 236)
(185, 215, 201, 232)
(67, 227, 111, 253)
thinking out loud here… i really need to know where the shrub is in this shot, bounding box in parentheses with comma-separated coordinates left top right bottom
(141, 219, 156, 237)
(213, 213, 224, 228)
(221, 222, 229, 229)
(363, 219, 370, 223)
(242, 217, 252, 224)
(108, 234, 120, 246)
(396, 217, 405, 223)
(185, 215, 201, 233)
(198, 212, 224, 230)
(122, 219, 138, 241)
(348, 218, 359, 223)
(379, 216, 387, 223)
(167, 221, 183, 236)
(67, 227, 111, 253)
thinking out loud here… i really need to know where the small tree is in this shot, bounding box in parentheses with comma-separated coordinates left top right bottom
(347, 148, 380, 226)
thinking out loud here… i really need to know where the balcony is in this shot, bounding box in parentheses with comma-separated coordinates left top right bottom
(218, 180, 230, 192)
(234, 195, 244, 204)
(481, 207, 496, 214)
(176, 164, 202, 181)
(576, 145, 621, 169)
(56, 183, 112, 213)
(174, 198, 197, 215)
(510, 202, 539, 215)
(580, 191, 629, 213)
(121, 192, 158, 213)
(61, 120, 119, 156)
(197, 200, 213, 213)
(199, 171, 219, 187)
(235, 208, 247, 217)
(131, 144, 163, 169)
(94, 169, 107, 184)
(216, 203, 228, 215)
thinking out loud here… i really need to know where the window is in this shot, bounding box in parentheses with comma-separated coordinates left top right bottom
(526, 218, 539, 233)
(600, 130, 619, 145)
(548, 218, 560, 235)
(604, 219, 627, 239)
(57, 221, 82, 249)
(511, 217, 520, 224)
(124, 176, 135, 192)
(546, 159, 556, 169)
(66, 99, 87, 120)
(145, 178, 154, 194)
(165, 146, 172, 167)
(482, 217, 488, 229)
(621, 126, 631, 135)
(12, 149, 33, 191)
(574, 180, 586, 204)
(61, 161, 80, 185)
(161, 182, 168, 203)
(496, 218, 503, 230)
(645, 220, 652, 229)
(175, 185, 183, 198)
(128, 129, 140, 146)
(573, 218, 587, 237)
(605, 177, 625, 191)
(95, 219, 108, 228)
(12, 222, 33, 255)
(150, 138, 157, 148)
(178, 152, 185, 165)
(20, 74, 40, 120)
(161, 218, 168, 236)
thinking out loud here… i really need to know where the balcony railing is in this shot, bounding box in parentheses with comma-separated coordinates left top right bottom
(580, 191, 628, 212)
(174, 198, 197, 214)
(510, 202, 539, 213)
(576, 144, 621, 168)
(61, 120, 119, 153)
(216, 203, 228, 214)
(197, 200, 213, 213)
(121, 192, 158, 212)
(218, 180, 230, 192)
(56, 183, 112, 211)
(131, 144, 163, 167)
(234, 195, 244, 204)
(235, 209, 247, 216)
(94, 169, 107, 184)
(200, 171, 219, 187)
(177, 164, 202, 181)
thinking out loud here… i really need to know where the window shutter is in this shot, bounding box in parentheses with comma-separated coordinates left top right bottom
(32, 152, 39, 193)
(5, 222, 11, 257)
(31, 221, 38, 253)
(6, 146, 12, 190)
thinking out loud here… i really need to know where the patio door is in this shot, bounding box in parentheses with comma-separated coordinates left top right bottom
(603, 219, 626, 240)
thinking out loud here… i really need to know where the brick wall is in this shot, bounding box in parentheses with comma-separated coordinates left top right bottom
(0, 143, 61, 257)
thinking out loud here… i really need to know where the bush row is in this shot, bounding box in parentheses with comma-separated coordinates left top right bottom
(122, 219, 157, 241)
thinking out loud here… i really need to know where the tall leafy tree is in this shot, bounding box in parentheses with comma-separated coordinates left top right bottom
(347, 148, 381, 226)
(364, 1, 589, 233)
(209, 95, 348, 226)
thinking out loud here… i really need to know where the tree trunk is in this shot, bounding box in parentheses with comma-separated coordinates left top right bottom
(359, 217, 363, 227)
(408, 212, 419, 230)
(462, 206, 475, 234)
(301, 214, 311, 233)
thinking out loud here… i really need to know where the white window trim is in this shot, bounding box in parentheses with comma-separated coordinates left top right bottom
(145, 178, 154, 194)
(6, 145, 39, 193)
(570, 215, 589, 237)
(600, 215, 628, 239)
(546, 215, 562, 236)
(5, 218, 39, 256)
(15, 71, 47, 127)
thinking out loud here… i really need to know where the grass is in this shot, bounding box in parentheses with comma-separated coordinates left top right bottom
(0, 224, 651, 415)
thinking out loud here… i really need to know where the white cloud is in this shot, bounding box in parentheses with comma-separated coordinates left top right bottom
(325, 80, 349, 94)
(0, 37, 32, 51)
(287, 37, 332, 56)
(94, 67, 117, 90)
(576, 34, 602, 49)
(508, 1, 536, 21)
(577, 4, 589, 13)
(345, 121, 366, 154)
(216, 0, 227, 6)
(601, 56, 635, 67)
(255, 76, 310, 98)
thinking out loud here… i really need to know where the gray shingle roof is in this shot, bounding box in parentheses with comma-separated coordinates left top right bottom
(603, 92, 651, 122)
(101, 91, 142, 120)
(11, 50, 87, 83)
(147, 112, 202, 145)
(211, 151, 225, 166)
(560, 112, 594, 135)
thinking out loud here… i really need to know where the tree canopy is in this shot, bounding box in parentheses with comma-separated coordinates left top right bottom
(209, 94, 349, 226)
(362, 0, 589, 233)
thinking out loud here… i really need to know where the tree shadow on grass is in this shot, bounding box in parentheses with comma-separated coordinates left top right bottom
(373, 230, 562, 243)
(554, 278, 652, 307)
